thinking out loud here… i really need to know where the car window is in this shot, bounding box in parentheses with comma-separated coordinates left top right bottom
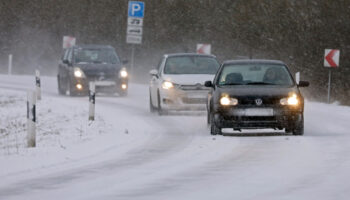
(217, 64, 294, 86)
(164, 56, 220, 74)
(73, 48, 120, 64)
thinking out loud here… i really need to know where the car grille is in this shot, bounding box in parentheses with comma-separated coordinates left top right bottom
(238, 96, 281, 106)
(182, 98, 207, 104)
(179, 84, 209, 91)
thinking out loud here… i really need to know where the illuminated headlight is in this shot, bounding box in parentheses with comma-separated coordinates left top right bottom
(120, 68, 128, 78)
(280, 94, 299, 106)
(162, 81, 174, 90)
(74, 67, 85, 78)
(220, 96, 238, 106)
(121, 84, 127, 89)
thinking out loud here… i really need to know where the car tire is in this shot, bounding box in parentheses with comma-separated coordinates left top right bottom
(292, 114, 304, 136)
(119, 90, 128, 97)
(57, 76, 64, 95)
(157, 91, 166, 116)
(65, 79, 75, 96)
(210, 113, 221, 135)
(149, 94, 157, 113)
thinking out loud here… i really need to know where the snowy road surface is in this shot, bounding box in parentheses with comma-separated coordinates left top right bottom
(0, 74, 349, 200)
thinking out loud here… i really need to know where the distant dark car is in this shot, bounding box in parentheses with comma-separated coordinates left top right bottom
(57, 45, 128, 96)
(205, 59, 309, 135)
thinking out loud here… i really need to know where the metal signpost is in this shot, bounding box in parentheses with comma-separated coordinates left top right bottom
(126, 1, 145, 75)
(324, 49, 340, 103)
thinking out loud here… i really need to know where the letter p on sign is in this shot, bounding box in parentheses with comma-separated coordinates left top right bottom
(128, 1, 145, 18)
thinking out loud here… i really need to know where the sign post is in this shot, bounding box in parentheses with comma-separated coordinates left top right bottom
(324, 49, 340, 103)
(126, 1, 145, 75)
(27, 91, 36, 147)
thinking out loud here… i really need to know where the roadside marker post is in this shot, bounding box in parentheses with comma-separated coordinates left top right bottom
(89, 82, 96, 121)
(35, 70, 41, 100)
(324, 49, 340, 103)
(27, 91, 36, 147)
(8, 54, 12, 75)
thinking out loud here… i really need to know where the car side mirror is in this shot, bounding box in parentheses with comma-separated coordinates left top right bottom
(62, 59, 69, 64)
(204, 81, 213, 87)
(149, 69, 158, 77)
(298, 81, 309, 87)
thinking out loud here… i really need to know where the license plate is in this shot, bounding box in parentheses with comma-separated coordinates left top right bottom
(93, 81, 116, 86)
(245, 108, 274, 116)
(232, 108, 274, 116)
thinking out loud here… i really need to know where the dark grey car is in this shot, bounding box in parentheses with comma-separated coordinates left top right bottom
(57, 45, 128, 96)
(205, 59, 309, 135)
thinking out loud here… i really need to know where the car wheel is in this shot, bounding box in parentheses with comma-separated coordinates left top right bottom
(57, 76, 64, 95)
(149, 93, 157, 113)
(119, 90, 128, 97)
(292, 114, 304, 136)
(65, 80, 75, 96)
(157, 91, 166, 116)
(210, 113, 221, 135)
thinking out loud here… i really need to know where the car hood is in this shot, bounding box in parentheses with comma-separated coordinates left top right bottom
(217, 85, 299, 97)
(75, 63, 122, 76)
(162, 74, 215, 85)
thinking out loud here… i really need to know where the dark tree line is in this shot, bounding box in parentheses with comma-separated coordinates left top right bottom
(0, 0, 349, 104)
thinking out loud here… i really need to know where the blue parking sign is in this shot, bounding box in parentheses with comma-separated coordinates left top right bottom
(128, 1, 145, 18)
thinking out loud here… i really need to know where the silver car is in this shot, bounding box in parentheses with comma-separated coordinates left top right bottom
(149, 53, 220, 115)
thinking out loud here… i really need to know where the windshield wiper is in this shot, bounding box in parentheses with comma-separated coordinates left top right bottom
(246, 82, 277, 85)
(221, 83, 244, 86)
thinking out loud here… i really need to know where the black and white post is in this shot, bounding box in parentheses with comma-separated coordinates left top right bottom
(27, 91, 36, 147)
(89, 82, 96, 121)
(35, 70, 41, 100)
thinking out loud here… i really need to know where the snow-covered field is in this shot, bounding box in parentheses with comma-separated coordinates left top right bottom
(0, 74, 349, 200)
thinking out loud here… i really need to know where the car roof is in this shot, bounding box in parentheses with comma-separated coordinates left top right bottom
(72, 44, 115, 49)
(223, 59, 286, 65)
(164, 53, 217, 58)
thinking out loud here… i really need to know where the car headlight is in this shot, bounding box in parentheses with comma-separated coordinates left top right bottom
(162, 81, 174, 90)
(220, 96, 238, 106)
(280, 93, 299, 106)
(74, 67, 85, 78)
(119, 68, 128, 78)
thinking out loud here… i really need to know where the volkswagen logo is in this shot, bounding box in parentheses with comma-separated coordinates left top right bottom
(255, 98, 263, 106)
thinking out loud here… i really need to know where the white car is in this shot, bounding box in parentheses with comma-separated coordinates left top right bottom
(149, 53, 220, 115)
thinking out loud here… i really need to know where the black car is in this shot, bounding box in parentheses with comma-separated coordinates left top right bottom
(57, 45, 128, 96)
(205, 59, 309, 135)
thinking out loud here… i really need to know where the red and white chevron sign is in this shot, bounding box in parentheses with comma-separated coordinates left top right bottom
(196, 44, 211, 54)
(63, 36, 76, 49)
(324, 49, 340, 67)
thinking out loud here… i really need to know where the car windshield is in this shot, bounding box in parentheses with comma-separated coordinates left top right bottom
(163, 56, 220, 74)
(217, 64, 294, 86)
(73, 48, 120, 64)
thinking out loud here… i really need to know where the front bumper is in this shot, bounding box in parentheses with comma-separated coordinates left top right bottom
(159, 88, 209, 111)
(213, 106, 303, 129)
(71, 77, 128, 94)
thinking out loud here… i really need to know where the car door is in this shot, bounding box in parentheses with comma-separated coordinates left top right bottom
(150, 57, 166, 106)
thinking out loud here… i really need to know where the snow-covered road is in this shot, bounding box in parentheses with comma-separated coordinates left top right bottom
(0, 74, 349, 200)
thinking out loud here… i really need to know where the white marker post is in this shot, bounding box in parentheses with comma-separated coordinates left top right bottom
(295, 72, 300, 84)
(35, 70, 41, 100)
(8, 54, 12, 75)
(89, 82, 96, 121)
(27, 91, 36, 147)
